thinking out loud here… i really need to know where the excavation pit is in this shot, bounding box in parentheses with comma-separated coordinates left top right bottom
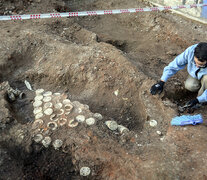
(1, 0, 207, 179)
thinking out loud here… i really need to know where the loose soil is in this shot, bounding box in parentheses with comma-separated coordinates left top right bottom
(0, 0, 207, 179)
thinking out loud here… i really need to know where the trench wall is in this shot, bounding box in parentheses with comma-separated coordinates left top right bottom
(148, 0, 207, 23)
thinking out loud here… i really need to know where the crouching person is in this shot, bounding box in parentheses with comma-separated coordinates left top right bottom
(150, 42, 207, 107)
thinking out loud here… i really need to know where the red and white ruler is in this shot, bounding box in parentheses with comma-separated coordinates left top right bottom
(0, 3, 206, 21)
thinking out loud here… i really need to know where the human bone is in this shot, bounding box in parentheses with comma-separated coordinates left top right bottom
(53, 92, 61, 96)
(105, 121, 118, 131)
(24, 80, 33, 91)
(33, 133, 43, 143)
(149, 120, 157, 127)
(50, 114, 58, 121)
(86, 118, 95, 126)
(93, 113, 103, 120)
(68, 119, 78, 127)
(52, 139, 63, 150)
(76, 115, 85, 122)
(62, 99, 71, 104)
(44, 108, 53, 116)
(58, 118, 67, 126)
(42, 136, 52, 148)
(35, 89, 44, 95)
(33, 100, 42, 107)
(35, 112, 44, 119)
(57, 109, 64, 116)
(65, 104, 73, 112)
(117, 125, 129, 134)
(44, 102, 53, 109)
(33, 107, 43, 115)
(8, 92, 15, 101)
(80, 167, 91, 176)
(32, 119, 43, 129)
(43, 96, 52, 102)
(34, 95, 43, 101)
(43, 91, 52, 96)
(156, 131, 162, 135)
(19, 92, 25, 99)
(47, 122, 58, 130)
(54, 103, 63, 109)
(84, 104, 89, 110)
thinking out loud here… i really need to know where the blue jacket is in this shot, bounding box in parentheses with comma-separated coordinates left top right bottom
(161, 44, 207, 103)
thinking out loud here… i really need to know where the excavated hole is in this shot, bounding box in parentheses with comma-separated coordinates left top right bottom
(8, 81, 35, 124)
(0, 48, 145, 178)
(97, 37, 128, 52)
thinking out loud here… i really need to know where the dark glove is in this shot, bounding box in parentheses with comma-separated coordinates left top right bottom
(150, 81, 165, 95)
(186, 98, 199, 108)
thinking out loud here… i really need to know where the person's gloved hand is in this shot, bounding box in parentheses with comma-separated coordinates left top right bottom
(150, 81, 165, 95)
(186, 98, 199, 108)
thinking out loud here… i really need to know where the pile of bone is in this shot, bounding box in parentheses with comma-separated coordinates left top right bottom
(0, 81, 24, 101)
(105, 120, 129, 134)
(31, 89, 103, 149)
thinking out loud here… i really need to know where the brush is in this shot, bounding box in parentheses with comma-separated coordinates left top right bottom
(171, 114, 203, 126)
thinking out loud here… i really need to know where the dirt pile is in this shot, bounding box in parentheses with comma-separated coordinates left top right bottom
(0, 0, 207, 179)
